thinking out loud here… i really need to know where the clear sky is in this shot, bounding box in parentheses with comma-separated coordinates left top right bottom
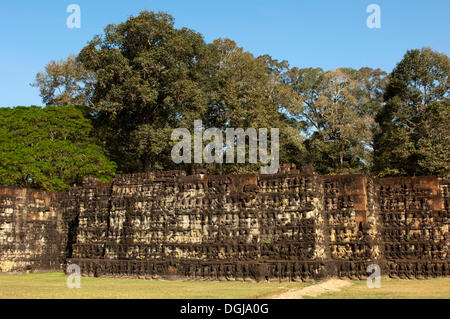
(0, 0, 448, 107)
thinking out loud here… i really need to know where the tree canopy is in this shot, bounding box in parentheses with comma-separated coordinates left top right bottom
(373, 47, 449, 176)
(77, 11, 209, 173)
(0, 106, 116, 191)
(31, 55, 94, 107)
(25, 11, 450, 183)
(286, 67, 387, 174)
(202, 39, 304, 174)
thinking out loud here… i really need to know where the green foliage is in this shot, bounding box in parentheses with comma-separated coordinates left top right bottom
(286, 67, 387, 174)
(0, 106, 116, 191)
(202, 39, 305, 174)
(373, 47, 450, 177)
(77, 11, 209, 173)
(29, 11, 447, 178)
(75, 11, 306, 175)
(31, 55, 94, 106)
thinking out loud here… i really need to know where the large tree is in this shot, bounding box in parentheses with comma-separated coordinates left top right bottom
(202, 39, 304, 174)
(77, 11, 209, 172)
(31, 55, 94, 106)
(0, 106, 116, 191)
(286, 67, 386, 174)
(373, 47, 450, 176)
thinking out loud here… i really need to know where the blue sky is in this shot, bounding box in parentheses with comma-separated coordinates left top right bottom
(0, 0, 449, 107)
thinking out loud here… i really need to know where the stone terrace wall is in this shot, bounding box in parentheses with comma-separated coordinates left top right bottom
(376, 177, 449, 278)
(321, 175, 381, 279)
(66, 166, 448, 281)
(1, 166, 448, 281)
(69, 169, 327, 281)
(0, 187, 68, 272)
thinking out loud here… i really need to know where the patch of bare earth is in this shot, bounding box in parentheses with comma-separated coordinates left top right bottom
(272, 279, 352, 299)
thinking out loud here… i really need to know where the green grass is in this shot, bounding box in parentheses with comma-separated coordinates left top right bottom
(305, 278, 450, 299)
(0, 272, 305, 299)
(2, 273, 448, 299)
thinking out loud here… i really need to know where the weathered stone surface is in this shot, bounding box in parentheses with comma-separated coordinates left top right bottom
(0, 166, 448, 281)
(375, 176, 449, 279)
(0, 187, 68, 272)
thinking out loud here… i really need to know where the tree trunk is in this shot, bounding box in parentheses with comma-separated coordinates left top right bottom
(143, 154, 152, 172)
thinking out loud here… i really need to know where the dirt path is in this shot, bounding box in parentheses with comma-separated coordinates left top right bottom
(272, 278, 353, 299)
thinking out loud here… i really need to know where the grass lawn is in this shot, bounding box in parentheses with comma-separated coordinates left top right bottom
(306, 278, 450, 299)
(0, 272, 305, 299)
(1, 273, 449, 299)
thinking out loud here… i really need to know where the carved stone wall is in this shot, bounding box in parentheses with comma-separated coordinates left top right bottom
(322, 175, 381, 279)
(0, 166, 448, 281)
(0, 187, 67, 272)
(68, 169, 327, 281)
(376, 177, 449, 278)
